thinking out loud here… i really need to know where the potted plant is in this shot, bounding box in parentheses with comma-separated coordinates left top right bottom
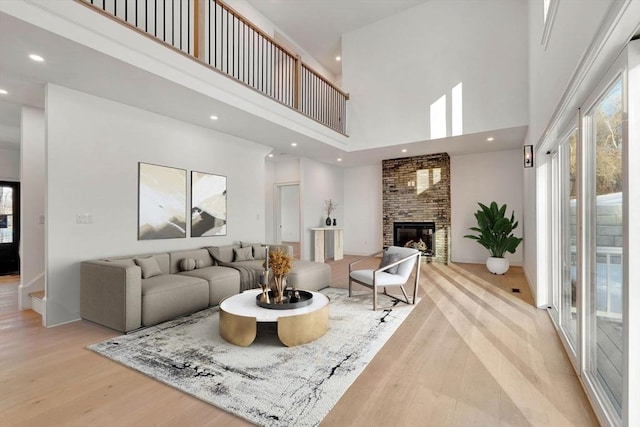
(464, 202, 523, 274)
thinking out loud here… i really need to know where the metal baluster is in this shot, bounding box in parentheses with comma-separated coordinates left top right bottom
(606, 252, 611, 314)
(226, 8, 229, 74)
(171, 0, 174, 46)
(187, 0, 190, 53)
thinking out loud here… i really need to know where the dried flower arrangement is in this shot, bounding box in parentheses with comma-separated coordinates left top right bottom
(324, 199, 338, 216)
(269, 249, 293, 303)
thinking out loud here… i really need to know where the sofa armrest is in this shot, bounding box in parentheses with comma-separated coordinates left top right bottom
(81, 261, 142, 333)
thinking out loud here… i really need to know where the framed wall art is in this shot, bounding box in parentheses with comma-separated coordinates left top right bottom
(138, 162, 187, 240)
(191, 171, 227, 237)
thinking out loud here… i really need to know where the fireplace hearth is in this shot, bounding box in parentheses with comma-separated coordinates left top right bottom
(394, 222, 436, 258)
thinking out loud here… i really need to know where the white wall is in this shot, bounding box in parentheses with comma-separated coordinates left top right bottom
(300, 158, 343, 260)
(19, 107, 46, 305)
(527, 0, 613, 147)
(0, 146, 20, 181)
(45, 84, 270, 326)
(342, 0, 528, 150)
(525, 0, 615, 304)
(450, 149, 524, 266)
(343, 164, 382, 256)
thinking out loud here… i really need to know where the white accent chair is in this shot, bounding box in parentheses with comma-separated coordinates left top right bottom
(349, 246, 421, 310)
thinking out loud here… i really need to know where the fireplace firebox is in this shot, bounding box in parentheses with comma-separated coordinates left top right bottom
(393, 222, 436, 257)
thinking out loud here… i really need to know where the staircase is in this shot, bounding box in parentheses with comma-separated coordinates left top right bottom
(29, 290, 45, 316)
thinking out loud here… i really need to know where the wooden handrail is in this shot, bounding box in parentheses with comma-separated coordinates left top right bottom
(77, 0, 348, 134)
(217, 0, 348, 99)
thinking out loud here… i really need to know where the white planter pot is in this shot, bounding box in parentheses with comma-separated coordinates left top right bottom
(486, 257, 509, 275)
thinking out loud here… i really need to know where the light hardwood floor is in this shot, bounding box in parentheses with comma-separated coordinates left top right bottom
(0, 261, 598, 426)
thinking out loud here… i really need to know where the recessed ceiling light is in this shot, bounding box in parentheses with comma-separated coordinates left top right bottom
(337, 158, 342, 162)
(0, 89, 7, 95)
(336, 56, 341, 61)
(268, 154, 274, 158)
(209, 115, 218, 120)
(291, 142, 297, 147)
(401, 149, 407, 153)
(487, 137, 494, 141)
(29, 54, 44, 62)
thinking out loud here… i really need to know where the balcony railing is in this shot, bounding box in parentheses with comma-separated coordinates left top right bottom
(79, 0, 349, 134)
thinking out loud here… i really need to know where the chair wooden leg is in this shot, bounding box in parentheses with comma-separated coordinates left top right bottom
(373, 287, 378, 310)
(348, 277, 352, 297)
(413, 257, 421, 303)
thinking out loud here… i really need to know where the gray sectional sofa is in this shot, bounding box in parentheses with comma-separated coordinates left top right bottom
(80, 243, 331, 333)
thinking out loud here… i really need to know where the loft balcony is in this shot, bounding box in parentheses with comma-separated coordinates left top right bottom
(79, 0, 349, 135)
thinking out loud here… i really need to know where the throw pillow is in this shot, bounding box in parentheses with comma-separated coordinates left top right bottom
(252, 244, 266, 260)
(134, 257, 162, 279)
(179, 258, 196, 271)
(233, 246, 254, 262)
(206, 245, 235, 264)
(240, 242, 266, 260)
(196, 259, 206, 269)
(378, 251, 402, 275)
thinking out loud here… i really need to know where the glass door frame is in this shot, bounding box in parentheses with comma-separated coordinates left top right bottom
(547, 117, 580, 369)
(544, 40, 639, 427)
(578, 48, 627, 427)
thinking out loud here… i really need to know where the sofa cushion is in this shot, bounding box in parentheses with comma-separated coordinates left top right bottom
(207, 245, 239, 264)
(103, 258, 136, 268)
(135, 257, 162, 279)
(178, 266, 240, 306)
(141, 274, 209, 326)
(232, 260, 265, 272)
(233, 246, 254, 261)
(287, 260, 331, 292)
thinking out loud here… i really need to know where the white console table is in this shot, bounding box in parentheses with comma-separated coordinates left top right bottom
(310, 227, 344, 263)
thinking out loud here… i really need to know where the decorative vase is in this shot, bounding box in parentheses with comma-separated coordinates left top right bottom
(273, 275, 287, 303)
(325, 216, 332, 226)
(486, 257, 509, 275)
(332, 218, 337, 226)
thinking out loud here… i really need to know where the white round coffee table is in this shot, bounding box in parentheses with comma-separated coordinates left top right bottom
(219, 289, 329, 347)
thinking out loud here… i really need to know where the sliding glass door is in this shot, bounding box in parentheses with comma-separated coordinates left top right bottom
(549, 126, 578, 357)
(546, 45, 634, 425)
(583, 75, 624, 418)
(561, 129, 579, 350)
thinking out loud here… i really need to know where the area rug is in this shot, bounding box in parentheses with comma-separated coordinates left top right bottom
(88, 288, 418, 427)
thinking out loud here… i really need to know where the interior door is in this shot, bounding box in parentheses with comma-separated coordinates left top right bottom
(0, 181, 20, 275)
(275, 183, 301, 258)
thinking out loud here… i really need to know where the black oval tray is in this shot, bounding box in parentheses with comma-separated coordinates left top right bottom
(256, 290, 313, 310)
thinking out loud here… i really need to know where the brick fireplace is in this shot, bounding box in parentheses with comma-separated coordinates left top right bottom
(382, 153, 450, 263)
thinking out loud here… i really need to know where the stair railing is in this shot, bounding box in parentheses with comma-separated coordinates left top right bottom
(79, 0, 349, 134)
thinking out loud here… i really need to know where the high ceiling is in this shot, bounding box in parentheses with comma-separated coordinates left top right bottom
(0, 1, 525, 166)
(244, 0, 431, 77)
